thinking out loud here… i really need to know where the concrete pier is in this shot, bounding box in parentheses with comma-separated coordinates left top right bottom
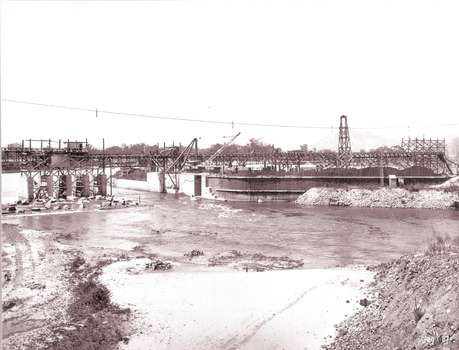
(82, 175, 90, 197)
(46, 176, 54, 198)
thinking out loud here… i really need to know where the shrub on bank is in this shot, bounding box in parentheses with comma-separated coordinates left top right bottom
(45, 257, 131, 350)
(424, 234, 459, 256)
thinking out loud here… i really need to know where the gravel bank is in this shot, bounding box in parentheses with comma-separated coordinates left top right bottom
(295, 187, 459, 210)
(325, 236, 459, 350)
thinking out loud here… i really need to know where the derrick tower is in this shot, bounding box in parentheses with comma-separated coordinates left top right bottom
(338, 115, 352, 168)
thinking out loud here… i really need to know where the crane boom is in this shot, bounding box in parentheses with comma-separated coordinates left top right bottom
(203, 132, 241, 165)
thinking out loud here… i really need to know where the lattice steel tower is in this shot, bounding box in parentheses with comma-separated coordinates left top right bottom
(338, 115, 352, 168)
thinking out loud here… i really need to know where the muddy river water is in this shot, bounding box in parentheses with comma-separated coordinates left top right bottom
(6, 188, 459, 268)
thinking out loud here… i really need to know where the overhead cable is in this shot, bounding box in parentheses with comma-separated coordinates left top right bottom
(2, 98, 458, 130)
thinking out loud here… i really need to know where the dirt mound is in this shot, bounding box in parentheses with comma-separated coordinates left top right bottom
(326, 235, 459, 350)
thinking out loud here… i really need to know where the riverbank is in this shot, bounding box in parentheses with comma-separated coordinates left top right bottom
(9, 228, 456, 350)
(99, 261, 372, 350)
(2, 223, 374, 349)
(1, 223, 132, 350)
(295, 187, 459, 209)
(325, 234, 459, 349)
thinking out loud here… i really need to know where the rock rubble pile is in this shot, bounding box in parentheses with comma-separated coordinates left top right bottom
(295, 187, 459, 210)
(326, 239, 459, 350)
(2, 195, 144, 216)
(208, 250, 304, 271)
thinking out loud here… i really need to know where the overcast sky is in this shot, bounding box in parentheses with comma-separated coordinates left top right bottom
(1, 0, 459, 150)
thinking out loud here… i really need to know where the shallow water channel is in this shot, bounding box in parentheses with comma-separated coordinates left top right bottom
(6, 188, 459, 268)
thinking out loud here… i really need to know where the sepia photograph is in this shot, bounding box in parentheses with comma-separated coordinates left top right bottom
(1, 1, 459, 349)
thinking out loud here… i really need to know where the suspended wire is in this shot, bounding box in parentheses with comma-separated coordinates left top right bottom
(2, 98, 458, 130)
(2, 99, 230, 125)
(352, 124, 459, 130)
(2, 98, 333, 129)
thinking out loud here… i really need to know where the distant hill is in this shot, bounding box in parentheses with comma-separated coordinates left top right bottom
(311, 130, 399, 152)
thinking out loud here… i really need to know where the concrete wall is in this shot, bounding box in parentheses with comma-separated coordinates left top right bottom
(145, 172, 181, 194)
(142, 172, 216, 198)
(1, 173, 28, 204)
(112, 178, 149, 191)
(146, 172, 162, 192)
(206, 176, 321, 192)
(178, 173, 219, 199)
(177, 173, 195, 196)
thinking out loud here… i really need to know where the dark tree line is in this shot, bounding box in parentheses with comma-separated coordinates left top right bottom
(202, 138, 278, 155)
(88, 143, 161, 155)
(199, 139, 309, 155)
(88, 138, 297, 155)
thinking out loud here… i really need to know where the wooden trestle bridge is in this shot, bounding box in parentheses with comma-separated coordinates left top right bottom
(1, 136, 457, 200)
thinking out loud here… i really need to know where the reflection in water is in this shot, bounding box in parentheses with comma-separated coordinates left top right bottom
(5, 188, 459, 268)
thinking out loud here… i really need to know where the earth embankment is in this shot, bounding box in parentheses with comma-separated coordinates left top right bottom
(295, 187, 459, 210)
(326, 235, 459, 349)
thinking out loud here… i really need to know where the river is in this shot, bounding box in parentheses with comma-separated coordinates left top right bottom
(4, 188, 459, 268)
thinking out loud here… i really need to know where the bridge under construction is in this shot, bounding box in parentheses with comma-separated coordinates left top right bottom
(2, 116, 457, 200)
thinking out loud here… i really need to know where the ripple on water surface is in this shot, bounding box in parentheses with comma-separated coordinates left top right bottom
(4, 190, 458, 267)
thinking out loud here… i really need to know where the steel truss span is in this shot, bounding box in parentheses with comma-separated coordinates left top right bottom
(2, 137, 455, 176)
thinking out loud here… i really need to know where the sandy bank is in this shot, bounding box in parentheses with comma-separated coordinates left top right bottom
(1, 224, 79, 349)
(100, 260, 373, 350)
(2, 222, 374, 350)
(295, 187, 459, 210)
(1, 224, 132, 350)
